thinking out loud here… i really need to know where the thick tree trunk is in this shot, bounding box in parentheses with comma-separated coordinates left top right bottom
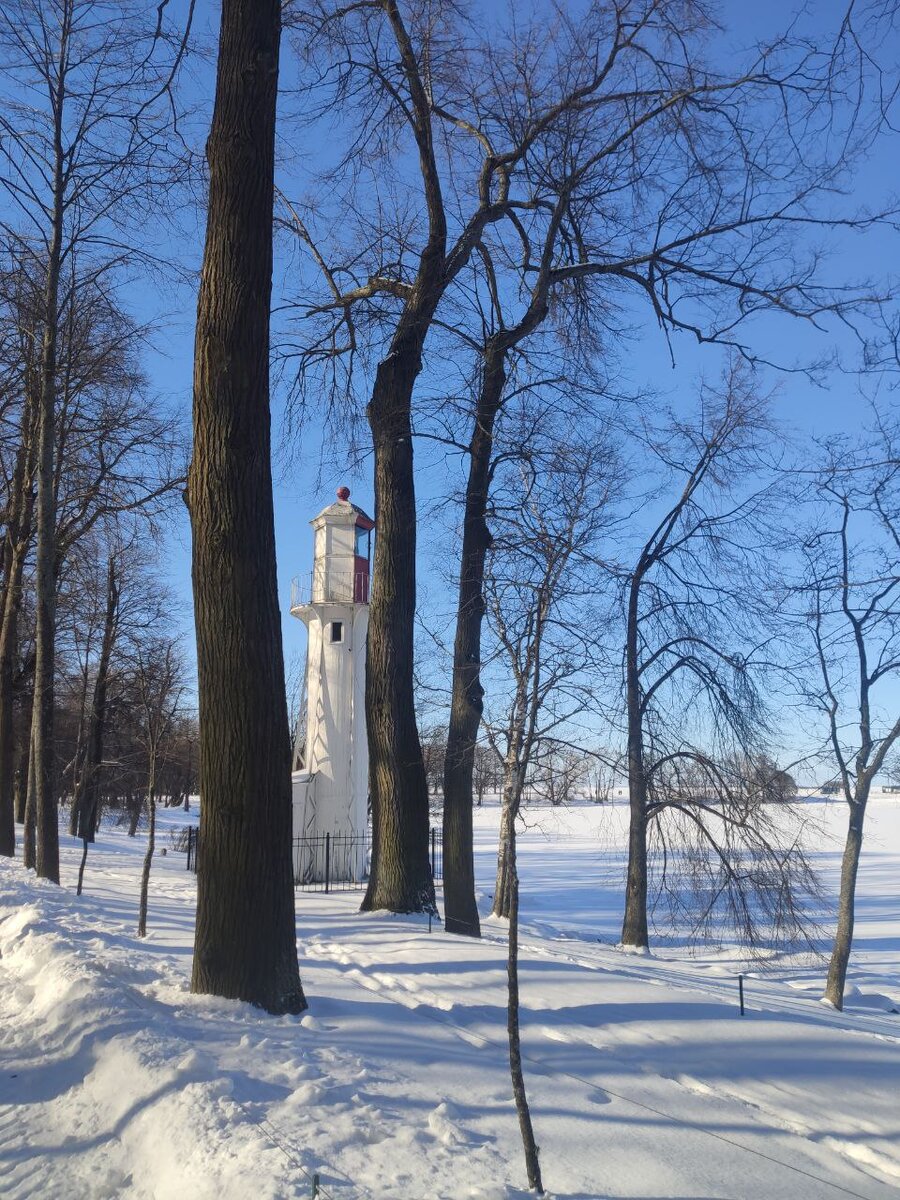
(443, 356, 506, 936)
(361, 341, 436, 915)
(824, 798, 866, 1009)
(30, 335, 61, 881)
(622, 792, 649, 947)
(621, 575, 650, 947)
(0, 471, 29, 855)
(356, 0, 452, 915)
(188, 0, 305, 1014)
(28, 70, 66, 884)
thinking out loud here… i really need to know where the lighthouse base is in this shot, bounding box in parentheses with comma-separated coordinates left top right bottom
(291, 770, 368, 884)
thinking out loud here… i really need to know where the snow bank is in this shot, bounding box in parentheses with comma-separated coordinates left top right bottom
(0, 870, 319, 1200)
(1, 799, 898, 1199)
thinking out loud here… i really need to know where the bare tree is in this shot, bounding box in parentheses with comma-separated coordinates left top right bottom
(618, 363, 819, 952)
(287, 0, 899, 920)
(0, 263, 39, 856)
(585, 753, 618, 805)
(800, 420, 900, 1009)
(420, 723, 447, 801)
(286, 647, 307, 771)
(472, 742, 499, 808)
(530, 746, 589, 807)
(441, 337, 609, 934)
(64, 528, 178, 893)
(0, 0, 193, 880)
(188, 0, 306, 1014)
(486, 433, 615, 920)
(1, 264, 183, 870)
(164, 715, 197, 812)
(72, 554, 119, 895)
(136, 639, 183, 938)
(482, 433, 618, 1196)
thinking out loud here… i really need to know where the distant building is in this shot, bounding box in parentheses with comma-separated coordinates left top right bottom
(289, 487, 374, 882)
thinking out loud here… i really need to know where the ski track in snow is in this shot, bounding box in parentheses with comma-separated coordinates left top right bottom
(304, 929, 900, 1198)
(508, 929, 900, 1044)
(0, 799, 898, 1199)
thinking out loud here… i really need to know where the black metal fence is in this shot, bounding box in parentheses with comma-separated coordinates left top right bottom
(292, 832, 369, 892)
(429, 825, 442, 884)
(292, 828, 443, 892)
(184, 824, 443, 893)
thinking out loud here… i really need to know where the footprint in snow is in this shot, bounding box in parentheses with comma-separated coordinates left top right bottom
(427, 1101, 486, 1148)
(300, 1013, 337, 1032)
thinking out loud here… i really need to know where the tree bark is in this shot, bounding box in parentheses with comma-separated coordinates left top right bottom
(443, 354, 506, 936)
(492, 783, 514, 919)
(357, 0, 455, 915)
(26, 9, 68, 883)
(188, 0, 305, 1014)
(30, 261, 63, 881)
(13, 718, 29, 824)
(621, 573, 650, 947)
(23, 732, 36, 869)
(76, 838, 89, 897)
(361, 338, 436, 915)
(504, 767, 544, 1193)
(137, 766, 156, 938)
(0, 396, 36, 856)
(357, 0, 522, 912)
(824, 798, 866, 1009)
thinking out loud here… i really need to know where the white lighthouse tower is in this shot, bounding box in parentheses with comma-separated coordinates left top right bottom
(290, 486, 374, 882)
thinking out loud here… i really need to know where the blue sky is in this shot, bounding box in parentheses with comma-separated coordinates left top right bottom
(135, 0, 899, 775)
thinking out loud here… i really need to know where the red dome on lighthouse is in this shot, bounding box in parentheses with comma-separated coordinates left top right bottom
(336, 485, 351, 501)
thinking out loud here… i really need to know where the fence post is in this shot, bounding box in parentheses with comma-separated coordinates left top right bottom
(325, 832, 331, 894)
(187, 826, 193, 872)
(431, 827, 436, 878)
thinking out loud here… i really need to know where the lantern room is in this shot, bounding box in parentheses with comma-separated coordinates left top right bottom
(292, 484, 374, 612)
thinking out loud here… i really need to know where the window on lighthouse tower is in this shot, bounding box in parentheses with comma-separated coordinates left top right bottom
(330, 620, 344, 644)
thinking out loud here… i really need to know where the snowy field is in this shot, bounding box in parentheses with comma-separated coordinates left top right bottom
(1, 798, 898, 1200)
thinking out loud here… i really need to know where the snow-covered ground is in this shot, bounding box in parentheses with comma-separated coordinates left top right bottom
(1, 798, 898, 1199)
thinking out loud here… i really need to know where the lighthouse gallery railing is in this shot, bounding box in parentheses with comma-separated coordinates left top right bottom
(290, 566, 369, 608)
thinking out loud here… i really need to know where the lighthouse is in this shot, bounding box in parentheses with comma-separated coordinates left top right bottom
(290, 486, 374, 882)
